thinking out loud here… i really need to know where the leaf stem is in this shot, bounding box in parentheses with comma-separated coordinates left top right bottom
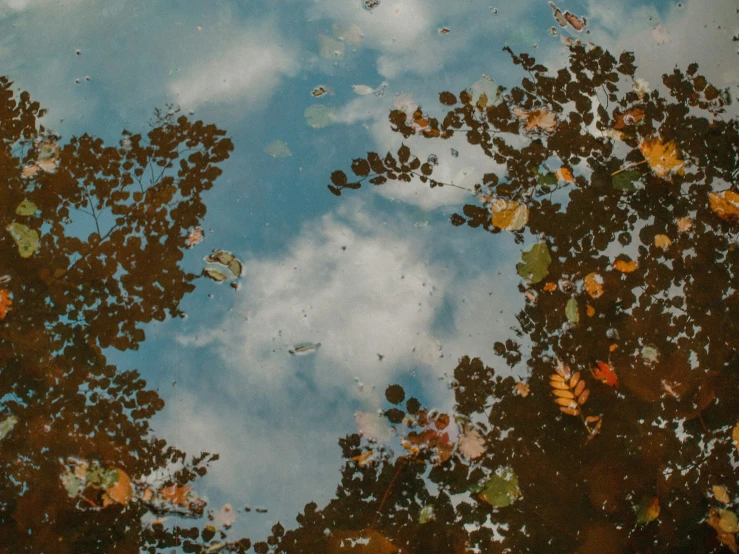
(611, 159, 647, 176)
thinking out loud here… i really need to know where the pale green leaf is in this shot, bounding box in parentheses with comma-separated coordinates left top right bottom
(516, 242, 551, 284)
(7, 223, 40, 258)
(565, 297, 579, 323)
(15, 199, 38, 216)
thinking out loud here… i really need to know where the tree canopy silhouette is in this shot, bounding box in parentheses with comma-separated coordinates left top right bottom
(279, 42, 739, 553)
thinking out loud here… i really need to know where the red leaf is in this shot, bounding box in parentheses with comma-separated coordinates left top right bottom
(593, 361, 618, 387)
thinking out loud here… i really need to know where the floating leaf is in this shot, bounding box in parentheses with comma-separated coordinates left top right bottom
(186, 226, 204, 248)
(61, 469, 84, 498)
(543, 282, 557, 292)
(289, 342, 321, 356)
(641, 345, 659, 363)
(478, 467, 521, 508)
(351, 450, 376, 467)
(159, 484, 193, 507)
(21, 164, 39, 178)
(636, 497, 660, 524)
(0, 415, 18, 441)
(305, 104, 335, 128)
(7, 223, 40, 258)
(419, 505, 435, 524)
(514, 382, 530, 397)
(102, 469, 132, 507)
(555, 167, 574, 183)
(550, 369, 589, 415)
(709, 190, 739, 223)
(469, 75, 501, 107)
(311, 85, 330, 98)
(586, 304, 595, 317)
(654, 234, 672, 250)
(583, 272, 604, 298)
(613, 258, 638, 273)
(490, 199, 529, 231)
(354, 411, 392, 443)
(205, 249, 243, 278)
(707, 508, 739, 552)
(203, 267, 229, 282)
(0, 289, 12, 320)
(613, 107, 646, 130)
(676, 216, 692, 233)
(458, 427, 486, 460)
(352, 84, 375, 96)
(713, 485, 731, 504)
(593, 361, 618, 387)
(565, 297, 579, 323)
(516, 242, 552, 284)
(264, 140, 291, 158)
(640, 138, 684, 178)
(612, 169, 640, 192)
(513, 107, 557, 132)
(733, 423, 739, 451)
(15, 199, 38, 216)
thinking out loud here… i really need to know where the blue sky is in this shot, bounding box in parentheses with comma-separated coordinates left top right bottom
(2, 0, 737, 541)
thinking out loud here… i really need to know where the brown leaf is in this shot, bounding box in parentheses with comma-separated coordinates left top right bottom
(709, 190, 739, 223)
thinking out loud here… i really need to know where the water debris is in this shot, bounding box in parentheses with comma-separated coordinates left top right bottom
(450, 148, 459, 158)
(311, 85, 330, 98)
(363, 0, 380, 11)
(352, 84, 375, 96)
(264, 139, 291, 158)
(439, 27, 450, 35)
(186, 226, 204, 248)
(255, 507, 268, 514)
(289, 343, 321, 356)
(548, 1, 586, 32)
(304, 104, 335, 128)
(203, 267, 229, 282)
(205, 249, 243, 278)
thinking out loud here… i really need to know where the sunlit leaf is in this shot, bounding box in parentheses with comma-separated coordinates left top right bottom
(6, 223, 40, 258)
(707, 508, 739, 552)
(586, 304, 595, 317)
(676, 216, 692, 233)
(613, 258, 638, 273)
(641, 345, 659, 364)
(639, 138, 684, 178)
(636, 497, 660, 524)
(554, 167, 574, 183)
(478, 467, 521, 508)
(159, 484, 193, 507)
(351, 450, 376, 466)
(516, 242, 552, 284)
(514, 382, 530, 397)
(0, 415, 18, 441)
(102, 469, 132, 507)
(205, 249, 243, 278)
(543, 282, 557, 292)
(709, 190, 739, 223)
(458, 427, 486, 460)
(513, 107, 557, 132)
(565, 297, 579, 323)
(654, 234, 672, 250)
(0, 289, 12, 320)
(583, 272, 604, 298)
(593, 361, 618, 387)
(15, 199, 38, 216)
(186, 226, 204, 248)
(713, 485, 731, 504)
(490, 199, 529, 231)
(419, 505, 435, 524)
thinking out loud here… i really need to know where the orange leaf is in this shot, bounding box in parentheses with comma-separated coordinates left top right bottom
(543, 282, 557, 292)
(513, 107, 557, 132)
(159, 484, 192, 507)
(654, 234, 672, 250)
(555, 167, 574, 183)
(583, 272, 604, 298)
(586, 305, 595, 317)
(103, 469, 132, 507)
(676, 216, 692, 233)
(613, 259, 638, 273)
(186, 226, 204, 248)
(613, 107, 646, 130)
(490, 199, 529, 231)
(593, 361, 618, 387)
(639, 138, 684, 178)
(609, 344, 618, 352)
(709, 190, 739, 223)
(0, 289, 12, 320)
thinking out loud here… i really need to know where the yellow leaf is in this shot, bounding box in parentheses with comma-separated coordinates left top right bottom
(709, 190, 739, 223)
(351, 450, 375, 466)
(639, 138, 684, 178)
(586, 304, 595, 317)
(583, 272, 604, 299)
(613, 259, 638, 273)
(490, 199, 529, 231)
(555, 167, 574, 183)
(609, 344, 618, 352)
(713, 485, 731, 504)
(654, 234, 672, 250)
(676, 216, 692, 233)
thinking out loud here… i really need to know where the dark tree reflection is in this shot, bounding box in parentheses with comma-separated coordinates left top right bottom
(283, 44, 739, 552)
(0, 79, 251, 552)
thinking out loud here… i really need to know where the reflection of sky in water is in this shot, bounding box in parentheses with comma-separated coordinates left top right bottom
(3, 0, 737, 540)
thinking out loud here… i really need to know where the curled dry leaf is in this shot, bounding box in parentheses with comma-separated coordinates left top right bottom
(458, 427, 486, 459)
(639, 138, 684, 178)
(709, 190, 739, 223)
(0, 289, 12, 320)
(550, 369, 590, 416)
(490, 199, 529, 231)
(613, 259, 638, 273)
(654, 234, 672, 250)
(583, 272, 604, 298)
(513, 107, 557, 132)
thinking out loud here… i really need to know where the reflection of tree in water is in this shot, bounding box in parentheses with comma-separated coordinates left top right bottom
(275, 45, 739, 552)
(0, 79, 252, 552)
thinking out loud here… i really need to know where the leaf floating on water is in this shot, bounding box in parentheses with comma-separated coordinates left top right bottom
(351, 450, 376, 466)
(203, 267, 229, 282)
(516, 242, 552, 284)
(641, 345, 659, 364)
(205, 249, 243, 278)
(707, 508, 739, 552)
(548, 2, 586, 31)
(514, 381, 530, 397)
(490, 198, 529, 231)
(0, 415, 18, 441)
(15, 199, 38, 216)
(21, 165, 39, 178)
(713, 485, 731, 504)
(613, 107, 646, 130)
(554, 167, 574, 183)
(354, 411, 391, 443)
(676, 216, 692, 233)
(0, 289, 12, 320)
(586, 304, 595, 317)
(311, 85, 330, 98)
(639, 138, 684, 178)
(186, 226, 204, 248)
(478, 467, 521, 508)
(709, 190, 739, 223)
(7, 223, 40, 258)
(733, 423, 739, 451)
(543, 282, 557, 292)
(583, 272, 604, 298)
(264, 139, 291, 158)
(159, 484, 193, 507)
(565, 297, 579, 324)
(550, 368, 589, 415)
(289, 342, 321, 356)
(612, 169, 640, 192)
(636, 497, 660, 524)
(593, 361, 618, 387)
(613, 258, 638, 273)
(102, 469, 132, 507)
(513, 107, 557, 132)
(458, 427, 486, 460)
(654, 234, 672, 250)
(305, 104, 336, 128)
(352, 84, 375, 96)
(419, 505, 435, 524)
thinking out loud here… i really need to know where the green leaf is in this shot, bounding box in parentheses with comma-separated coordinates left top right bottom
(15, 199, 38, 216)
(7, 223, 40, 258)
(419, 505, 434, 524)
(0, 415, 18, 441)
(305, 104, 335, 128)
(516, 242, 552, 284)
(537, 171, 558, 187)
(478, 467, 521, 508)
(61, 469, 84, 498)
(612, 170, 640, 192)
(87, 464, 118, 488)
(565, 297, 580, 323)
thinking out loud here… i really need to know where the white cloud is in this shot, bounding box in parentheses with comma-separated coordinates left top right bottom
(170, 27, 298, 110)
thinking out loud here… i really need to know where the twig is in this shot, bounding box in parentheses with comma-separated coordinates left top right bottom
(372, 457, 407, 527)
(611, 159, 647, 176)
